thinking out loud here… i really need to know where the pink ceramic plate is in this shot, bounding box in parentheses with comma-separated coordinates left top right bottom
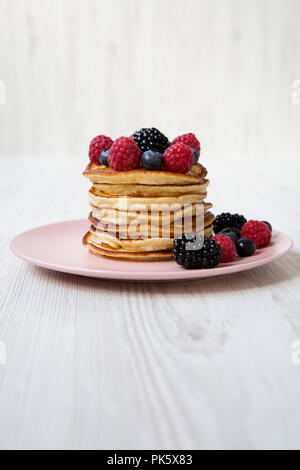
(10, 219, 293, 281)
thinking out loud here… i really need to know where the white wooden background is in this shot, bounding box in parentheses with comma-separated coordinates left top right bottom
(0, 0, 300, 450)
(1, 0, 300, 170)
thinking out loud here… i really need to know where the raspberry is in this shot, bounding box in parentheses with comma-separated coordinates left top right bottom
(171, 133, 200, 154)
(108, 137, 142, 171)
(163, 143, 194, 173)
(212, 234, 236, 263)
(89, 135, 113, 164)
(241, 220, 271, 248)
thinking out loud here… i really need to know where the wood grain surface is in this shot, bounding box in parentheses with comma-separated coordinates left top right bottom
(0, 153, 299, 450)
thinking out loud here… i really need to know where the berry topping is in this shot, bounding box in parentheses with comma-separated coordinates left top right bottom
(163, 143, 194, 173)
(241, 220, 271, 248)
(108, 137, 142, 171)
(190, 147, 199, 165)
(172, 133, 200, 154)
(213, 213, 247, 234)
(236, 238, 256, 257)
(100, 149, 110, 166)
(141, 150, 163, 170)
(212, 234, 236, 263)
(222, 231, 238, 244)
(89, 135, 113, 164)
(133, 128, 170, 154)
(220, 227, 241, 239)
(262, 221, 272, 233)
(173, 234, 222, 269)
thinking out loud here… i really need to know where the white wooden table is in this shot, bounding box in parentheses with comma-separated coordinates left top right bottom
(0, 154, 299, 450)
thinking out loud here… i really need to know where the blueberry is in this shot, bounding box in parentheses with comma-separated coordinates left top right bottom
(100, 149, 110, 166)
(236, 238, 256, 257)
(220, 227, 241, 239)
(223, 231, 238, 244)
(262, 221, 272, 232)
(189, 147, 199, 165)
(141, 150, 163, 170)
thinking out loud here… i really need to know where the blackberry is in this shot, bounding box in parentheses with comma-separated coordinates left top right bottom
(172, 234, 223, 269)
(213, 213, 247, 234)
(133, 127, 170, 153)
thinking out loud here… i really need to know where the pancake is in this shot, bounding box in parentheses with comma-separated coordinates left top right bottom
(83, 159, 214, 262)
(92, 181, 207, 197)
(91, 202, 213, 225)
(86, 223, 213, 253)
(83, 162, 207, 185)
(89, 211, 215, 238)
(83, 225, 214, 261)
(88, 187, 209, 211)
(87, 244, 173, 261)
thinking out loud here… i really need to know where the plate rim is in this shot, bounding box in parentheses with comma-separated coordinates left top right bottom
(10, 219, 293, 281)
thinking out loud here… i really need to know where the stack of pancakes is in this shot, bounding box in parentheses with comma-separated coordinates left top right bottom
(83, 162, 214, 260)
